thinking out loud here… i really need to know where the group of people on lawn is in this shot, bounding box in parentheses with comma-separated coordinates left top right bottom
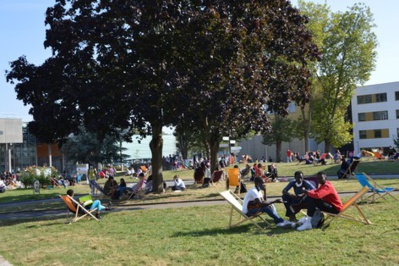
(243, 171, 343, 231)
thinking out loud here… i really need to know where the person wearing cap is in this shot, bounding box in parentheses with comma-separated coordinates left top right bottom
(282, 171, 316, 222)
(242, 177, 295, 228)
(297, 171, 343, 231)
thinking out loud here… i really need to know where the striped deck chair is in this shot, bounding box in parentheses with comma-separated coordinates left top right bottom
(219, 190, 271, 230)
(321, 186, 371, 230)
(59, 195, 99, 223)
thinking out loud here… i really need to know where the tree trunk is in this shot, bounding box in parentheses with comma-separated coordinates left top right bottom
(150, 122, 164, 194)
(209, 134, 220, 173)
(324, 139, 332, 153)
(301, 107, 311, 153)
(276, 141, 282, 162)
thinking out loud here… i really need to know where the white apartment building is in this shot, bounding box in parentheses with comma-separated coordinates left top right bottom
(352, 81, 399, 154)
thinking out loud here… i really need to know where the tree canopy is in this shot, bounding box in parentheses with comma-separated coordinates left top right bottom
(7, 0, 319, 191)
(298, 1, 378, 151)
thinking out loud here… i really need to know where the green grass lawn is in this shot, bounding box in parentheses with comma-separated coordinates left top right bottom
(0, 159, 398, 265)
(0, 197, 398, 265)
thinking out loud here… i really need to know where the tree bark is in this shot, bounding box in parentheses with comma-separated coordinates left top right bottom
(150, 122, 164, 194)
(276, 141, 282, 162)
(209, 134, 220, 173)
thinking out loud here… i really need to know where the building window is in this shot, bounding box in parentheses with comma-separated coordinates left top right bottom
(373, 111, 388, 120)
(396, 91, 399, 101)
(357, 95, 372, 104)
(375, 93, 387, 102)
(358, 113, 366, 121)
(374, 129, 382, 138)
(397, 128, 399, 137)
(359, 130, 367, 139)
(397, 110, 399, 119)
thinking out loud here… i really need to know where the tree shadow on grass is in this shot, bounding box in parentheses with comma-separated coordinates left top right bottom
(171, 222, 295, 237)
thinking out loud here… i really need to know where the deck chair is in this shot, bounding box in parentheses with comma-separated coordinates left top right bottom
(51, 177, 62, 188)
(59, 195, 99, 223)
(321, 186, 371, 230)
(343, 160, 360, 178)
(304, 176, 319, 188)
(140, 165, 148, 174)
(373, 152, 385, 160)
(89, 179, 113, 201)
(193, 167, 204, 185)
(126, 178, 146, 200)
(211, 170, 224, 186)
(226, 168, 240, 194)
(355, 172, 398, 203)
(219, 190, 271, 230)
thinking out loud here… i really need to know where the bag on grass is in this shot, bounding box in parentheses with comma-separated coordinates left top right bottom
(240, 182, 247, 193)
(311, 208, 325, 228)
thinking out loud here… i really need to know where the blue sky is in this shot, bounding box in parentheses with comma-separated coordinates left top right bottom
(1, 0, 398, 122)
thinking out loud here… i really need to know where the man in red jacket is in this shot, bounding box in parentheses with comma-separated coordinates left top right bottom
(297, 171, 343, 231)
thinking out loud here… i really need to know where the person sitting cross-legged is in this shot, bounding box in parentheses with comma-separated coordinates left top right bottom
(171, 175, 186, 191)
(282, 171, 316, 222)
(242, 177, 295, 228)
(297, 172, 343, 231)
(66, 189, 109, 219)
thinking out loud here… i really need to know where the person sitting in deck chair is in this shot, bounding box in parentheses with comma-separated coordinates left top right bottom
(66, 189, 109, 219)
(243, 177, 295, 228)
(337, 158, 350, 179)
(297, 172, 343, 231)
(104, 176, 118, 199)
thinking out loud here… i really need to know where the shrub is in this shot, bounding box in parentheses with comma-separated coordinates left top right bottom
(20, 166, 58, 188)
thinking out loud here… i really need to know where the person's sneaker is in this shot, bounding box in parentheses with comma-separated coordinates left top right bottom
(276, 220, 295, 228)
(297, 219, 312, 231)
(95, 213, 102, 220)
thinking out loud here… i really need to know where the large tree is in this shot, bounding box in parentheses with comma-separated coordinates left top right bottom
(174, 1, 319, 171)
(61, 128, 129, 166)
(7, 0, 318, 191)
(298, 1, 378, 152)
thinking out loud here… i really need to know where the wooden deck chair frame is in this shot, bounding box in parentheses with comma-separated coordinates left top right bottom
(89, 179, 113, 201)
(60, 195, 99, 223)
(126, 178, 146, 200)
(320, 186, 371, 230)
(211, 170, 224, 187)
(219, 190, 271, 230)
(193, 167, 205, 185)
(51, 177, 61, 188)
(343, 160, 360, 178)
(356, 172, 398, 203)
(226, 168, 240, 195)
(140, 165, 148, 174)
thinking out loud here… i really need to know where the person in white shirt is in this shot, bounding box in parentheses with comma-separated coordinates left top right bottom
(171, 175, 186, 191)
(0, 179, 6, 193)
(242, 177, 295, 228)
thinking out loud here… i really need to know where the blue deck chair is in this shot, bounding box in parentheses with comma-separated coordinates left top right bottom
(355, 172, 398, 203)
